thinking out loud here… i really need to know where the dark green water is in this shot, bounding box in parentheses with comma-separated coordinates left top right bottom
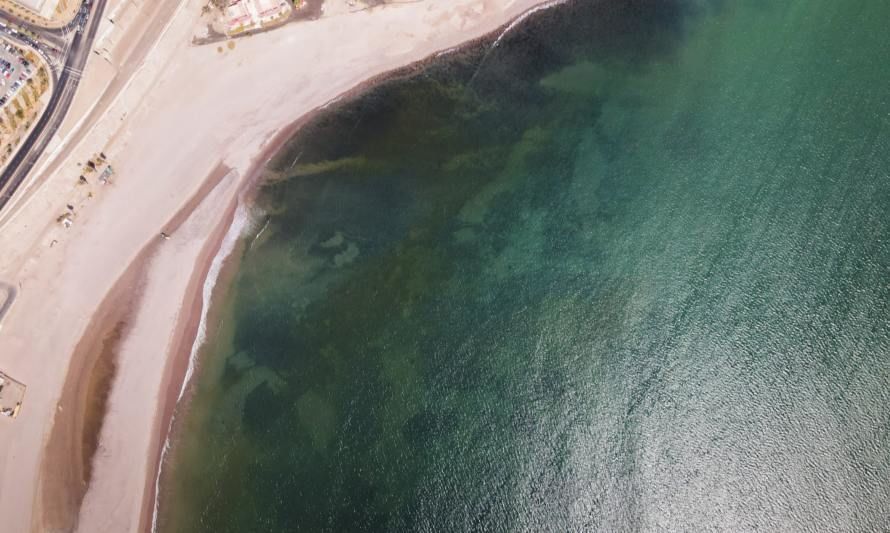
(159, 1, 890, 530)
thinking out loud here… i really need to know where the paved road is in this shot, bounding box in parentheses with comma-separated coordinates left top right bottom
(0, 6, 74, 62)
(0, 2, 85, 36)
(0, 0, 107, 212)
(0, 26, 63, 74)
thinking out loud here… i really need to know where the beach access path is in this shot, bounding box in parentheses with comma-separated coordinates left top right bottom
(0, 281, 15, 326)
(0, 0, 552, 531)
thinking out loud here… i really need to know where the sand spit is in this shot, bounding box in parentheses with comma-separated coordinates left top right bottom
(37, 242, 150, 533)
(0, 0, 551, 531)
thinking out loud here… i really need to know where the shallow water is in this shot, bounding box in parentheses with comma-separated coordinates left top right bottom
(159, 1, 890, 530)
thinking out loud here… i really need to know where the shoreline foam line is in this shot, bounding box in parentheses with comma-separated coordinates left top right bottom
(491, 0, 567, 48)
(149, 201, 252, 533)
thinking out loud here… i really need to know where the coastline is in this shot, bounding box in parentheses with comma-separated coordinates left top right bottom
(145, 5, 572, 528)
(143, 38, 490, 531)
(57, 1, 880, 531)
(146, 1, 582, 521)
(141, 99, 331, 533)
(143, 188, 245, 533)
(0, 1, 560, 532)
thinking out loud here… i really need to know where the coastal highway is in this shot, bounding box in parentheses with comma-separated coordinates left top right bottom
(0, 17, 65, 54)
(0, 0, 94, 56)
(0, 4, 81, 36)
(0, 0, 107, 213)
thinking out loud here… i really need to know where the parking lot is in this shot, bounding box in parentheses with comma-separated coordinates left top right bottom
(0, 38, 34, 108)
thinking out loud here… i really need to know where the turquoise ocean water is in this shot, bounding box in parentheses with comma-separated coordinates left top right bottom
(159, 1, 890, 530)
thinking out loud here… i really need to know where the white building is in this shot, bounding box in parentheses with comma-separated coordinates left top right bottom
(226, 0, 292, 35)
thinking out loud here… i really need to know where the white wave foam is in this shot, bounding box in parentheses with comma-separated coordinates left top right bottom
(492, 0, 568, 48)
(436, 44, 462, 58)
(150, 202, 252, 533)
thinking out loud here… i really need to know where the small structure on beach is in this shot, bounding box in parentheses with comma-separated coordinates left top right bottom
(0, 372, 25, 419)
(99, 164, 114, 184)
(225, 0, 292, 35)
(57, 212, 73, 228)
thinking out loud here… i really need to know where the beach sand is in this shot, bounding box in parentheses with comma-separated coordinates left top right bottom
(0, 0, 551, 531)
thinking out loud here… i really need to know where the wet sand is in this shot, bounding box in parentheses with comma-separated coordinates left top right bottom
(38, 160, 233, 532)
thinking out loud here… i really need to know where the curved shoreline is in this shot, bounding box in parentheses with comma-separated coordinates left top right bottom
(146, 195, 248, 533)
(0, 1, 563, 531)
(142, 2, 572, 530)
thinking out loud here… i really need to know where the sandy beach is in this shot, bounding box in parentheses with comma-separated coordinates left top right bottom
(0, 0, 550, 531)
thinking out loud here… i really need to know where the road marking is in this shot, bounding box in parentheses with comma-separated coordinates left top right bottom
(63, 66, 82, 78)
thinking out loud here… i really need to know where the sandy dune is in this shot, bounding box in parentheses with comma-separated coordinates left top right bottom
(0, 0, 550, 531)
